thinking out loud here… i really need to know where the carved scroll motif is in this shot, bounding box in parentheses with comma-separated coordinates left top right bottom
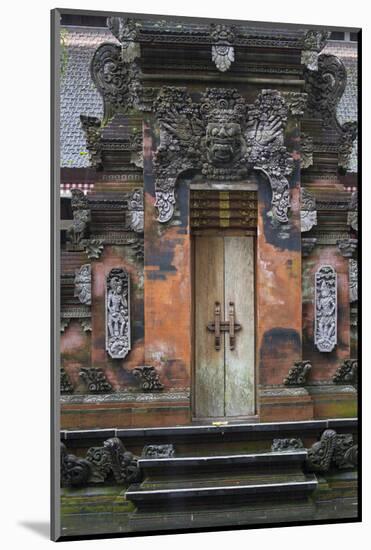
(106, 269, 131, 359)
(315, 265, 337, 352)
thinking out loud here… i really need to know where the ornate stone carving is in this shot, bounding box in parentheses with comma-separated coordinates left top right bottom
(60, 368, 73, 394)
(271, 438, 304, 452)
(210, 24, 235, 72)
(79, 367, 112, 393)
(283, 360, 312, 386)
(129, 128, 143, 168)
(107, 17, 141, 63)
(282, 92, 308, 117)
(337, 238, 357, 258)
(80, 318, 92, 332)
(349, 259, 358, 302)
(142, 444, 175, 458)
(300, 189, 317, 232)
(300, 133, 314, 169)
(301, 30, 330, 71)
(67, 189, 90, 245)
(91, 42, 142, 122)
(315, 265, 337, 352)
(302, 237, 317, 257)
(80, 115, 102, 168)
(61, 443, 92, 487)
(133, 366, 164, 391)
(348, 190, 358, 231)
(74, 264, 91, 305)
(60, 318, 71, 333)
(83, 239, 104, 259)
(86, 437, 140, 484)
(306, 429, 336, 472)
(338, 121, 358, 170)
(127, 188, 144, 233)
(154, 87, 294, 225)
(333, 359, 358, 385)
(333, 434, 358, 469)
(106, 268, 131, 359)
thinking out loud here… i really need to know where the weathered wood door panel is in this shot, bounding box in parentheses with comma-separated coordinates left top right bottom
(194, 236, 255, 419)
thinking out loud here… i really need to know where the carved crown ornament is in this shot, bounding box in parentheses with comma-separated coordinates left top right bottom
(152, 87, 301, 226)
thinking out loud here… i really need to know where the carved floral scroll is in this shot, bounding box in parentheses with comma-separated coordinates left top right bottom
(315, 265, 337, 352)
(106, 268, 131, 359)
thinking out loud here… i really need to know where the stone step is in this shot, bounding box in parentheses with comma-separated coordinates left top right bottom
(126, 471, 318, 509)
(139, 450, 308, 473)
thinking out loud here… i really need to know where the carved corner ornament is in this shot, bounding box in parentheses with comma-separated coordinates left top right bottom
(133, 366, 164, 391)
(306, 429, 357, 472)
(210, 24, 235, 72)
(142, 444, 175, 458)
(337, 238, 357, 258)
(271, 438, 304, 452)
(60, 368, 73, 394)
(283, 360, 312, 386)
(61, 438, 140, 487)
(79, 367, 113, 393)
(315, 265, 337, 352)
(106, 269, 131, 359)
(333, 359, 358, 385)
(153, 87, 295, 227)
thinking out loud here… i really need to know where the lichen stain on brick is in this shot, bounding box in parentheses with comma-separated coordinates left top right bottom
(259, 328, 302, 385)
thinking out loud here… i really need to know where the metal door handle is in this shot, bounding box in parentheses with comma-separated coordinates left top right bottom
(207, 301, 241, 351)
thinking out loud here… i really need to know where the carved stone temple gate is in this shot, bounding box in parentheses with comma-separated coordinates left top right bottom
(59, 14, 358, 534)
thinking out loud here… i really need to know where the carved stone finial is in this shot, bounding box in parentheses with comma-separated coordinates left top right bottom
(133, 365, 164, 391)
(271, 438, 304, 452)
(337, 238, 357, 258)
(333, 359, 358, 385)
(60, 368, 73, 394)
(301, 30, 330, 71)
(315, 265, 337, 352)
(74, 264, 91, 305)
(349, 259, 358, 302)
(283, 360, 312, 386)
(142, 444, 175, 458)
(79, 367, 112, 393)
(210, 24, 235, 72)
(106, 269, 131, 359)
(302, 237, 317, 257)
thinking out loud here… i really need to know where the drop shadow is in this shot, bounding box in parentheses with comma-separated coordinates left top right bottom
(18, 521, 50, 539)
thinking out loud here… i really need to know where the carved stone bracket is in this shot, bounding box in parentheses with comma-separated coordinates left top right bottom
(142, 444, 175, 458)
(210, 24, 235, 72)
(300, 189, 317, 232)
(337, 238, 357, 258)
(302, 237, 317, 257)
(79, 367, 113, 393)
(153, 87, 294, 226)
(106, 268, 131, 359)
(349, 259, 358, 302)
(132, 366, 164, 391)
(301, 30, 330, 71)
(333, 359, 358, 385)
(306, 429, 357, 472)
(315, 265, 337, 352)
(283, 360, 312, 386)
(271, 438, 304, 452)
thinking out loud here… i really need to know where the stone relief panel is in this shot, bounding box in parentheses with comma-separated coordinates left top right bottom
(74, 264, 92, 305)
(349, 259, 358, 303)
(106, 268, 131, 359)
(314, 265, 337, 352)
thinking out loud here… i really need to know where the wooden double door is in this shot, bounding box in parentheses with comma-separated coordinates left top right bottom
(194, 235, 255, 419)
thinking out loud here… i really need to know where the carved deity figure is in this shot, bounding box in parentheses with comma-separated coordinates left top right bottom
(106, 269, 131, 359)
(316, 279, 336, 351)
